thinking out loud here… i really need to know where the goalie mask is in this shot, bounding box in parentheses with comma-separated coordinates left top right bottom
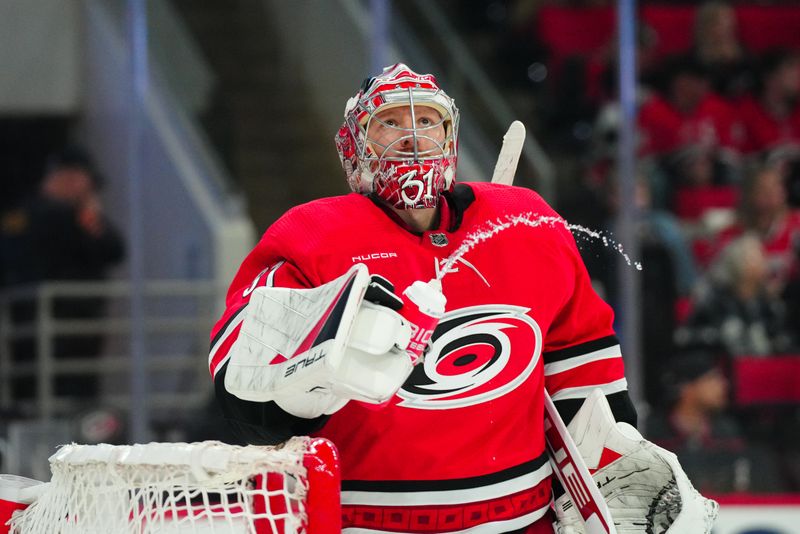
(335, 63, 459, 210)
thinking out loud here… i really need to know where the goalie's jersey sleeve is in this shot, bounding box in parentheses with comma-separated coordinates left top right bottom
(209, 183, 632, 533)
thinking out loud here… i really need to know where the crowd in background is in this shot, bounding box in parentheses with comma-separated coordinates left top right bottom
(459, 0, 800, 494)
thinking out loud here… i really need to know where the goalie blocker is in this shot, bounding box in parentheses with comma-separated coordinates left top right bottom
(223, 264, 446, 419)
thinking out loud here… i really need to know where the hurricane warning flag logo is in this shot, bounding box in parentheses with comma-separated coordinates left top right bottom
(397, 305, 542, 409)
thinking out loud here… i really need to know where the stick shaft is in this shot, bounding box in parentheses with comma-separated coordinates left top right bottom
(543, 391, 617, 534)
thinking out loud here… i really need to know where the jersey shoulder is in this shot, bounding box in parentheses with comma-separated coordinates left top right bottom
(458, 182, 577, 256)
(461, 181, 558, 218)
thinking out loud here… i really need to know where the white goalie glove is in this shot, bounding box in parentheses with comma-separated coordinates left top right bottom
(554, 390, 719, 534)
(223, 264, 445, 418)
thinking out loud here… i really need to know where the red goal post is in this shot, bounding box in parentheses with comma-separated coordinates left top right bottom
(4, 437, 340, 534)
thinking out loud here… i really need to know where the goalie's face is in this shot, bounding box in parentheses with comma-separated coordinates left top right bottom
(367, 105, 447, 159)
(359, 103, 455, 210)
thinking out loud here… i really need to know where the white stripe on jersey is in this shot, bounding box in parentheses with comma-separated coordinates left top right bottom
(543, 344, 621, 376)
(342, 461, 552, 507)
(208, 313, 245, 371)
(343, 507, 549, 534)
(549, 378, 628, 402)
(265, 260, 284, 287)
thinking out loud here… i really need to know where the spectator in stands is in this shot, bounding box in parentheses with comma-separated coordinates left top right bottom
(638, 56, 742, 159)
(663, 143, 741, 192)
(713, 162, 800, 295)
(690, 1, 754, 99)
(739, 50, 800, 155)
(636, 56, 743, 220)
(620, 166, 700, 299)
(675, 233, 795, 356)
(563, 159, 697, 401)
(646, 350, 786, 493)
(715, 162, 800, 349)
(0, 146, 125, 406)
(572, 159, 699, 298)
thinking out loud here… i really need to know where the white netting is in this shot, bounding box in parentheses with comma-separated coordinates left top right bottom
(9, 438, 313, 534)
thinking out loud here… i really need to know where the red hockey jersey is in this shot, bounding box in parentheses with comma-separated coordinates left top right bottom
(209, 182, 629, 533)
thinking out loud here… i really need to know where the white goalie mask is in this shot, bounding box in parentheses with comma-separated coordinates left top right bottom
(335, 63, 460, 210)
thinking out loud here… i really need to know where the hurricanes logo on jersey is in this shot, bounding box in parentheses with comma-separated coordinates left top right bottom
(397, 305, 541, 409)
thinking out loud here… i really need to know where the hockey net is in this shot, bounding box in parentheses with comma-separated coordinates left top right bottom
(6, 437, 340, 534)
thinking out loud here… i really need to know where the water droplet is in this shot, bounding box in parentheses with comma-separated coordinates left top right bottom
(437, 213, 642, 281)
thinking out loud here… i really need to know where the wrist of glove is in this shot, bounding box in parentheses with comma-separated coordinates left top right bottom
(553, 390, 719, 534)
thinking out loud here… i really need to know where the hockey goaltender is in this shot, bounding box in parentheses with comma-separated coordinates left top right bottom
(208, 64, 718, 533)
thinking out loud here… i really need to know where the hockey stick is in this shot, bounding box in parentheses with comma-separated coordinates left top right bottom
(490, 121, 526, 185)
(543, 390, 618, 534)
(492, 121, 615, 531)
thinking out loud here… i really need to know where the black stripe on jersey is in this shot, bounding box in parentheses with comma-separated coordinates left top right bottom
(432, 311, 495, 341)
(543, 335, 619, 363)
(341, 452, 548, 493)
(209, 304, 247, 350)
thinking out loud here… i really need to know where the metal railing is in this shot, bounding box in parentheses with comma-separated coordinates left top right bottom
(82, 0, 257, 291)
(0, 280, 220, 423)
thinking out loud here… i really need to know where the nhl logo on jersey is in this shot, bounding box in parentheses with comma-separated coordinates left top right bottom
(397, 304, 542, 409)
(429, 233, 448, 247)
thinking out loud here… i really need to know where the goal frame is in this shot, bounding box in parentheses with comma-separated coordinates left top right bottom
(4, 437, 340, 534)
